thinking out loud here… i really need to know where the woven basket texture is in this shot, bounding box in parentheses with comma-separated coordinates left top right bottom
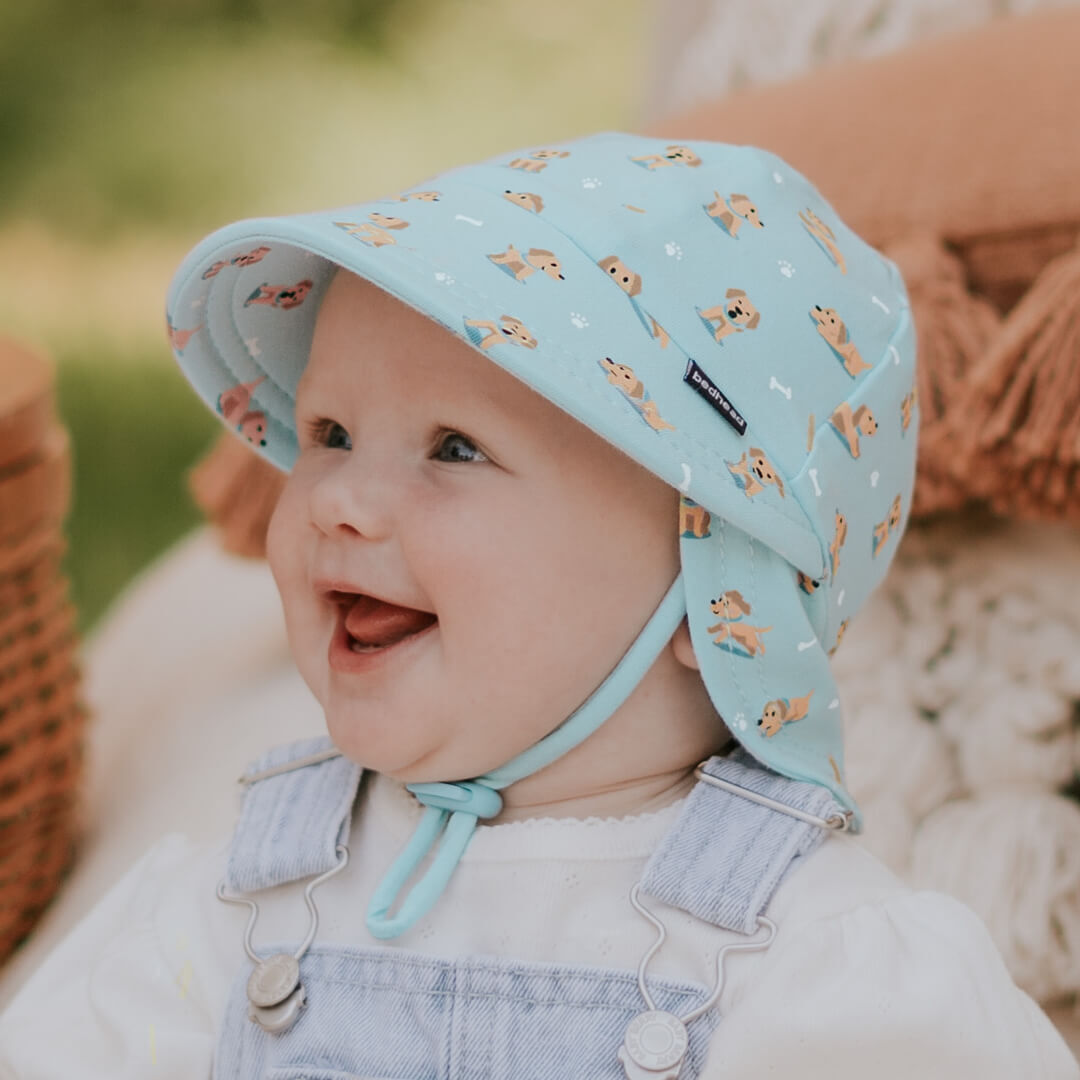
(0, 339, 86, 969)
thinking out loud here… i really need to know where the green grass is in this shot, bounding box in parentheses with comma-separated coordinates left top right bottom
(54, 344, 220, 631)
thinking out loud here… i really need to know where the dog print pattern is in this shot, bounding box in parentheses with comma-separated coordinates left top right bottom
(704, 191, 765, 236)
(706, 591, 773, 658)
(217, 375, 269, 449)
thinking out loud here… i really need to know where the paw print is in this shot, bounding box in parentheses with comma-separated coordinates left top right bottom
(664, 241, 683, 260)
(570, 311, 589, 329)
(778, 259, 794, 278)
(434, 271, 455, 285)
(734, 711, 748, 732)
(772, 171, 784, 184)
(581, 177, 602, 189)
(870, 470, 880, 488)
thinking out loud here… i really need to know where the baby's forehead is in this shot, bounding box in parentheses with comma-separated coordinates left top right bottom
(300, 271, 568, 420)
(301, 274, 471, 377)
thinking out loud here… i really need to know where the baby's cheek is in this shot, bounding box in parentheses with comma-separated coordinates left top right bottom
(265, 482, 308, 600)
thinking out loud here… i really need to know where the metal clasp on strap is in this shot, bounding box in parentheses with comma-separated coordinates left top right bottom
(619, 884, 777, 1079)
(693, 762, 853, 831)
(217, 844, 349, 1033)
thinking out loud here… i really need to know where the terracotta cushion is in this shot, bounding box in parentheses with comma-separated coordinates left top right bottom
(650, 8, 1080, 312)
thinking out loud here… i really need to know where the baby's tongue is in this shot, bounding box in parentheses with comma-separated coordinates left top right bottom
(344, 595, 436, 647)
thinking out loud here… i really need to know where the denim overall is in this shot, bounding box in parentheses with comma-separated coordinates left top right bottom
(213, 735, 850, 1079)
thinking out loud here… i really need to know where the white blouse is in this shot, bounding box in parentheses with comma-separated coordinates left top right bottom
(1, 768, 1076, 1079)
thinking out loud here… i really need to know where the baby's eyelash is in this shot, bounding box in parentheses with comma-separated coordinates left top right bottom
(305, 418, 332, 443)
(304, 417, 351, 449)
(433, 429, 488, 463)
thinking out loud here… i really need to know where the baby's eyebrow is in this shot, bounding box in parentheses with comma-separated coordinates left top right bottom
(293, 372, 332, 409)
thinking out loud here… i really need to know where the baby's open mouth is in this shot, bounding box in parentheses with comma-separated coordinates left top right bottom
(330, 591, 438, 652)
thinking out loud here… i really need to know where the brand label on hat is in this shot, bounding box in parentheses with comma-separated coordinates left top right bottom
(683, 359, 747, 436)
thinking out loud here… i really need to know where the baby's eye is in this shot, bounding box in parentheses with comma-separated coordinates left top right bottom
(434, 431, 487, 464)
(306, 418, 352, 451)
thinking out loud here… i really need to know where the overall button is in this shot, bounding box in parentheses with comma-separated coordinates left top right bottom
(619, 1010, 689, 1078)
(248, 952, 301, 1008)
(248, 984, 307, 1034)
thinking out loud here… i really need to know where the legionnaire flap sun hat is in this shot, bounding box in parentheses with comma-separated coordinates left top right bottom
(166, 131, 918, 939)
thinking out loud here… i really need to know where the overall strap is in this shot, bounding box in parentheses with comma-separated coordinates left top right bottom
(224, 735, 357, 893)
(639, 747, 851, 936)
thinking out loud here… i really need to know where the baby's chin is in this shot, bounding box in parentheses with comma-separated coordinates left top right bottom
(323, 711, 529, 786)
(320, 707, 458, 780)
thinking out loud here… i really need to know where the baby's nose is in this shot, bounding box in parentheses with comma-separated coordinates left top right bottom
(307, 462, 396, 542)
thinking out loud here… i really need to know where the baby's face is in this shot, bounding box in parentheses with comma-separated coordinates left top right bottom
(267, 270, 680, 783)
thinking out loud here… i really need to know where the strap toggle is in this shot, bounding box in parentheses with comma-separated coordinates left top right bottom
(408, 779, 503, 818)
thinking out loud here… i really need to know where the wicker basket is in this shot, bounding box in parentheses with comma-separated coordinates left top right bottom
(0, 338, 86, 968)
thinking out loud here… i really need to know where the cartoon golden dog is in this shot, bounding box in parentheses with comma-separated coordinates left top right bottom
(166, 318, 202, 353)
(705, 191, 764, 236)
(759, 690, 814, 737)
(799, 209, 846, 274)
(503, 190, 545, 213)
(872, 494, 903, 558)
(679, 497, 710, 538)
(243, 280, 313, 309)
(202, 245, 271, 279)
(395, 190, 441, 202)
(828, 618, 850, 656)
(631, 145, 702, 169)
(232, 245, 272, 267)
(507, 149, 570, 172)
(797, 571, 821, 595)
(901, 387, 918, 432)
(598, 357, 675, 432)
(464, 315, 538, 350)
(706, 591, 773, 656)
(829, 402, 878, 459)
(236, 412, 268, 446)
(597, 255, 642, 297)
(726, 449, 785, 499)
(488, 245, 565, 282)
(699, 289, 761, 342)
(217, 375, 268, 448)
(334, 214, 410, 248)
(649, 316, 670, 348)
(368, 212, 408, 230)
(811, 306, 873, 377)
(830, 509, 847, 579)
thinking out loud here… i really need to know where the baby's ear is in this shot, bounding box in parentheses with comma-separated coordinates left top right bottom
(671, 617, 700, 670)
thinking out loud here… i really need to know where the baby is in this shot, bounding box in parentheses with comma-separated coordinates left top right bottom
(2, 133, 1077, 1079)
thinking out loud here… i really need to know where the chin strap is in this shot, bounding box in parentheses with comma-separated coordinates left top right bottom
(365, 572, 688, 940)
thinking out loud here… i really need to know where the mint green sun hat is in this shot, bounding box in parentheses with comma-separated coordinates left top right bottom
(166, 131, 918, 937)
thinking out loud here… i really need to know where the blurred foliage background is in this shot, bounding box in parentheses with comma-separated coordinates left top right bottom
(0, 0, 645, 629)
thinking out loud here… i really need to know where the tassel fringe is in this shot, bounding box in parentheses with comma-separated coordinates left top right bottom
(949, 241, 1080, 523)
(883, 234, 1001, 519)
